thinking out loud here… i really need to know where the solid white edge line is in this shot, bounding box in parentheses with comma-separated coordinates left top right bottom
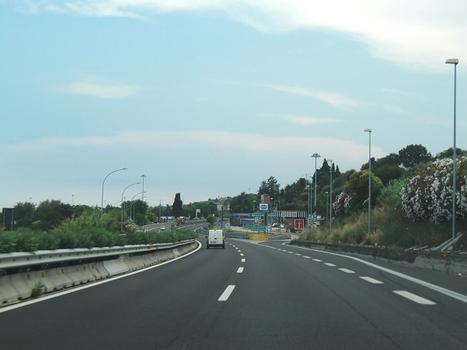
(0, 240, 203, 314)
(393, 290, 436, 305)
(218, 285, 236, 301)
(290, 244, 467, 305)
(360, 276, 384, 285)
(237, 267, 244, 273)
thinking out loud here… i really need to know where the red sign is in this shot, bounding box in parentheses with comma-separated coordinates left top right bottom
(294, 219, 305, 230)
(261, 194, 270, 204)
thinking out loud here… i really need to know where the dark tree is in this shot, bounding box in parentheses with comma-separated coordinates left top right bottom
(173, 193, 183, 218)
(230, 192, 256, 213)
(398, 144, 432, 168)
(14, 202, 35, 228)
(436, 147, 467, 159)
(257, 176, 280, 203)
(374, 165, 405, 185)
(34, 200, 73, 230)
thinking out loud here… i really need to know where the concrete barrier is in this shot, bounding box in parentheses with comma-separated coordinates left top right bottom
(0, 241, 198, 307)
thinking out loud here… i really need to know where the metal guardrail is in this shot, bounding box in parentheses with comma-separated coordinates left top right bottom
(0, 240, 196, 270)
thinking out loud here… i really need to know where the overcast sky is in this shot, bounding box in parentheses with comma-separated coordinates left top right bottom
(1, 0, 466, 207)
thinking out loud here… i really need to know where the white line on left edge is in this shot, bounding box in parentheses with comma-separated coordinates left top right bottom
(0, 240, 203, 314)
(218, 285, 236, 301)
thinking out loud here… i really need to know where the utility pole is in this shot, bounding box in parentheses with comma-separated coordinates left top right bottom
(141, 174, 146, 201)
(329, 159, 333, 235)
(311, 153, 321, 221)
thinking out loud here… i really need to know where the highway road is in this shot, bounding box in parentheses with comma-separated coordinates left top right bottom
(1, 238, 466, 349)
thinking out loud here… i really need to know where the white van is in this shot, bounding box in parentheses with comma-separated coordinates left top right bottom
(207, 229, 225, 249)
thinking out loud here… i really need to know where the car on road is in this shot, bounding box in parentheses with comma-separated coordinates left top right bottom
(206, 229, 224, 249)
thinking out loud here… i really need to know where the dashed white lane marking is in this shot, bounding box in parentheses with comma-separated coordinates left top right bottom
(302, 256, 311, 259)
(312, 259, 322, 262)
(237, 267, 244, 274)
(324, 263, 336, 267)
(287, 251, 294, 254)
(238, 250, 242, 253)
(339, 268, 355, 274)
(290, 244, 467, 305)
(241, 258, 246, 263)
(360, 276, 384, 285)
(218, 285, 236, 302)
(295, 253, 302, 256)
(393, 290, 436, 305)
(240, 253, 244, 256)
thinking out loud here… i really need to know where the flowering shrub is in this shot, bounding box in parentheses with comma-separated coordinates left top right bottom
(333, 192, 352, 217)
(400, 157, 467, 223)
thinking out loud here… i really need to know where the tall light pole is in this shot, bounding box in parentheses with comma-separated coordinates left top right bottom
(141, 174, 146, 201)
(364, 129, 372, 237)
(121, 182, 140, 232)
(446, 58, 459, 239)
(304, 174, 310, 226)
(101, 168, 127, 215)
(311, 153, 321, 218)
(328, 159, 333, 235)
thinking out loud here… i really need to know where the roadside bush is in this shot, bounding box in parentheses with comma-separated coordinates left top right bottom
(401, 156, 467, 223)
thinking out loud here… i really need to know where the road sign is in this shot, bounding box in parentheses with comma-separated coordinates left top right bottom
(259, 203, 269, 211)
(294, 218, 305, 230)
(251, 225, 267, 233)
(261, 194, 270, 204)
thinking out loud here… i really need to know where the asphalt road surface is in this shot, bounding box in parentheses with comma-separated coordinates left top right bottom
(1, 238, 466, 350)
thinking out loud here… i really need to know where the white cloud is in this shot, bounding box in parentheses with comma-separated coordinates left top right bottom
(16, 0, 467, 69)
(269, 114, 339, 126)
(262, 83, 360, 110)
(2, 130, 384, 168)
(63, 80, 140, 99)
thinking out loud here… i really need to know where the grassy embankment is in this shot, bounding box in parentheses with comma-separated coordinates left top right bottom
(301, 179, 462, 248)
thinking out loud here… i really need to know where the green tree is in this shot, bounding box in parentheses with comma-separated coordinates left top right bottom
(34, 200, 73, 230)
(374, 165, 405, 185)
(13, 202, 35, 228)
(435, 147, 467, 159)
(398, 144, 432, 168)
(258, 176, 280, 201)
(172, 193, 183, 218)
(230, 192, 255, 213)
(344, 171, 383, 210)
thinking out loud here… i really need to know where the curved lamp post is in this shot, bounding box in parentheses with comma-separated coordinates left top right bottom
(101, 168, 127, 215)
(121, 182, 140, 232)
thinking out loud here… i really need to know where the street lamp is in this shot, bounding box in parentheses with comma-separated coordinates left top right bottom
(311, 153, 321, 217)
(121, 182, 140, 232)
(328, 159, 333, 235)
(446, 58, 459, 239)
(141, 174, 146, 201)
(101, 168, 127, 215)
(364, 129, 372, 237)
